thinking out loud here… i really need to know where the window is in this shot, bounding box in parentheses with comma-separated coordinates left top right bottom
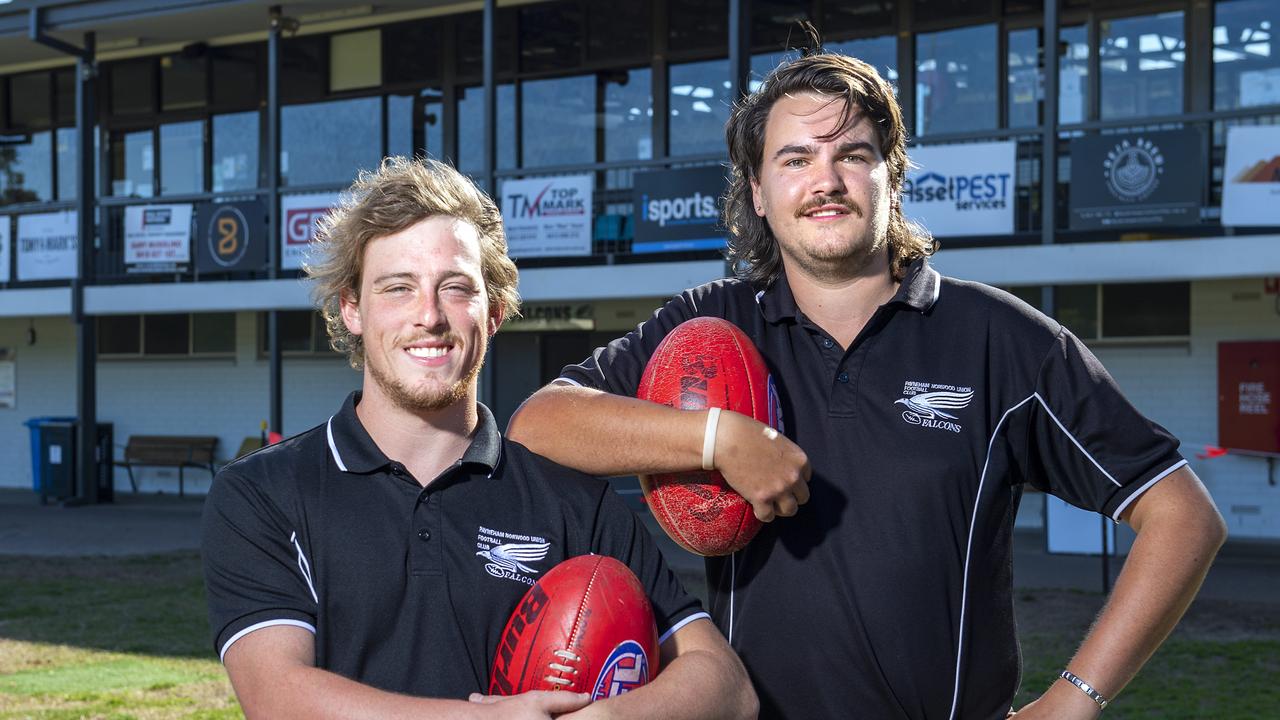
(384, 20, 443, 86)
(668, 0, 728, 55)
(752, 0, 810, 54)
(1100, 12, 1186, 120)
(211, 44, 260, 109)
(161, 52, 207, 111)
(160, 121, 203, 195)
(1008, 284, 1190, 339)
(110, 59, 155, 116)
(913, 0, 989, 23)
(212, 111, 259, 192)
(1214, 0, 1280, 110)
(1008, 28, 1041, 128)
(97, 313, 236, 356)
(520, 2, 584, 73)
(0, 131, 52, 204)
(258, 310, 333, 355)
(589, 0, 650, 62)
(281, 97, 380, 187)
(458, 84, 516, 173)
(281, 36, 327, 104)
(915, 24, 999, 136)
(110, 129, 154, 198)
(824, 2, 895, 37)
(56, 128, 76, 200)
(9, 73, 51, 129)
(454, 10, 517, 78)
(55, 69, 75, 125)
(1060, 25, 1090, 124)
(522, 75, 595, 168)
(669, 59, 733, 156)
(828, 36, 898, 92)
(330, 29, 382, 92)
(604, 69, 653, 161)
(387, 89, 444, 161)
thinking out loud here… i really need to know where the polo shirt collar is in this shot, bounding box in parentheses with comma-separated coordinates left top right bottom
(755, 257, 941, 323)
(326, 391, 503, 476)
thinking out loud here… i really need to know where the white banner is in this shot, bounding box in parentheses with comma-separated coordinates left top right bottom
(17, 211, 77, 281)
(124, 204, 193, 266)
(281, 192, 341, 271)
(500, 175, 593, 258)
(0, 216, 9, 283)
(1222, 126, 1280, 227)
(902, 141, 1016, 237)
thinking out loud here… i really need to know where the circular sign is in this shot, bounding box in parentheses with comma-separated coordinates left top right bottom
(206, 205, 250, 268)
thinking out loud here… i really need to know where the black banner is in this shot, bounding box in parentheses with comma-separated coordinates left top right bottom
(1068, 128, 1202, 230)
(195, 200, 267, 273)
(632, 166, 728, 253)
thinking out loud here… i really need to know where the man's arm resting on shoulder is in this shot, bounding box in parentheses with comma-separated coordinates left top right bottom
(1014, 466, 1226, 719)
(553, 618, 757, 720)
(223, 625, 591, 720)
(509, 382, 810, 521)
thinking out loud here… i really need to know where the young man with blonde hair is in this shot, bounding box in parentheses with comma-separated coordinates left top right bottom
(202, 157, 756, 720)
(510, 51, 1226, 719)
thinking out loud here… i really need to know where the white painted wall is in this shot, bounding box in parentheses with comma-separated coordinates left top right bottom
(0, 312, 359, 496)
(1093, 278, 1280, 540)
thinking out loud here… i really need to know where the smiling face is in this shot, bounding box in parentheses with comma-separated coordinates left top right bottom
(750, 92, 892, 283)
(340, 215, 502, 414)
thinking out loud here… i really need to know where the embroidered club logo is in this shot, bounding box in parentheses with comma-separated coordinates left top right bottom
(895, 381, 974, 433)
(591, 640, 650, 700)
(476, 525, 550, 585)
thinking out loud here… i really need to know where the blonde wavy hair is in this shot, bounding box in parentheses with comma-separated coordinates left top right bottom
(306, 156, 521, 369)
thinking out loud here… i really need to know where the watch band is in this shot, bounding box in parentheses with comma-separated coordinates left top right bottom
(1060, 670, 1109, 710)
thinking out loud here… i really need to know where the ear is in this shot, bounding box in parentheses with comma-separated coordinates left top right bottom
(750, 177, 766, 217)
(339, 287, 363, 337)
(487, 297, 506, 337)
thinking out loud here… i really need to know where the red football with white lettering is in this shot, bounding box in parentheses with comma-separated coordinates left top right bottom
(489, 555, 659, 700)
(637, 316, 779, 556)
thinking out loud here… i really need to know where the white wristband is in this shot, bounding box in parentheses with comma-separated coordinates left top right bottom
(701, 407, 721, 471)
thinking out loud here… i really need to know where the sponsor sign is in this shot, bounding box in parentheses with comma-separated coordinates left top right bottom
(17, 211, 77, 281)
(501, 175, 593, 258)
(901, 142, 1016, 237)
(195, 200, 267, 273)
(0, 217, 9, 283)
(1068, 129, 1202, 230)
(632, 166, 727, 253)
(1222, 126, 1280, 227)
(503, 302, 594, 332)
(124, 204, 193, 268)
(281, 192, 341, 270)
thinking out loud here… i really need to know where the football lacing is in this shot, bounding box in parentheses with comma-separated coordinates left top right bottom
(544, 649, 581, 686)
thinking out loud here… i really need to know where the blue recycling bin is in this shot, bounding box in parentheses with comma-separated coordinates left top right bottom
(24, 416, 76, 494)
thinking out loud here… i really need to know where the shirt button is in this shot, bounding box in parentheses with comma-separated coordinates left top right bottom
(837, 372, 850, 383)
(417, 528, 431, 542)
(822, 338, 834, 349)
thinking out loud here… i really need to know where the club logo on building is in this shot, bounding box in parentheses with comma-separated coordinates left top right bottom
(895, 380, 973, 433)
(206, 206, 251, 267)
(591, 640, 650, 700)
(1103, 137, 1164, 203)
(285, 207, 330, 246)
(476, 525, 550, 585)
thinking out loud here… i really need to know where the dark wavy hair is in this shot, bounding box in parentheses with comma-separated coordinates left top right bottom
(723, 49, 936, 285)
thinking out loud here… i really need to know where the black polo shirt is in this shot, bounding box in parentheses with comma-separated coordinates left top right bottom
(202, 393, 706, 698)
(559, 258, 1185, 720)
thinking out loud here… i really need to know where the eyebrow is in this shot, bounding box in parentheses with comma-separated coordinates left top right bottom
(773, 141, 878, 160)
(370, 272, 417, 286)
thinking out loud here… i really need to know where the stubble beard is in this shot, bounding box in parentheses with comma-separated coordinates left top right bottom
(367, 339, 486, 414)
(781, 221, 889, 284)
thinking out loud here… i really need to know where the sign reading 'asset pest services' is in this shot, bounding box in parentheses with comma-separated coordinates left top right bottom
(501, 175, 593, 258)
(901, 141, 1016, 237)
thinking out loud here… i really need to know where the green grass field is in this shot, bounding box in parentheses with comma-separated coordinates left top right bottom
(0, 553, 1276, 719)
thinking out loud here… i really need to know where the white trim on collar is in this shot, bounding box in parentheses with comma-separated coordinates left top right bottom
(326, 416, 348, 472)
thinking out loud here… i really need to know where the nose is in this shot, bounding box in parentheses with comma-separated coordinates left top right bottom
(416, 292, 448, 332)
(810, 158, 846, 196)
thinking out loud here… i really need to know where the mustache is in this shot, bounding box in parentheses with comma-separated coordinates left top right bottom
(401, 332, 461, 346)
(794, 196, 863, 219)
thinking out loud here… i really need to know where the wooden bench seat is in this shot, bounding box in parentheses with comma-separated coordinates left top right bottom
(120, 435, 219, 497)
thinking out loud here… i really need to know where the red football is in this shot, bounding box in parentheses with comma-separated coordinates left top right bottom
(636, 316, 778, 556)
(489, 555, 659, 700)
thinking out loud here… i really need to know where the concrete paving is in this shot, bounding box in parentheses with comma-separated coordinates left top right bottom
(1, 487, 1275, 605)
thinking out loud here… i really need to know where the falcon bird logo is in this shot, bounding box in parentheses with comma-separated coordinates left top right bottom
(894, 389, 974, 421)
(478, 541, 551, 579)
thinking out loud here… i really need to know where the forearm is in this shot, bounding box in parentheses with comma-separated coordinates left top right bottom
(1056, 508, 1224, 704)
(566, 648, 757, 720)
(507, 383, 706, 476)
(234, 663, 484, 720)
